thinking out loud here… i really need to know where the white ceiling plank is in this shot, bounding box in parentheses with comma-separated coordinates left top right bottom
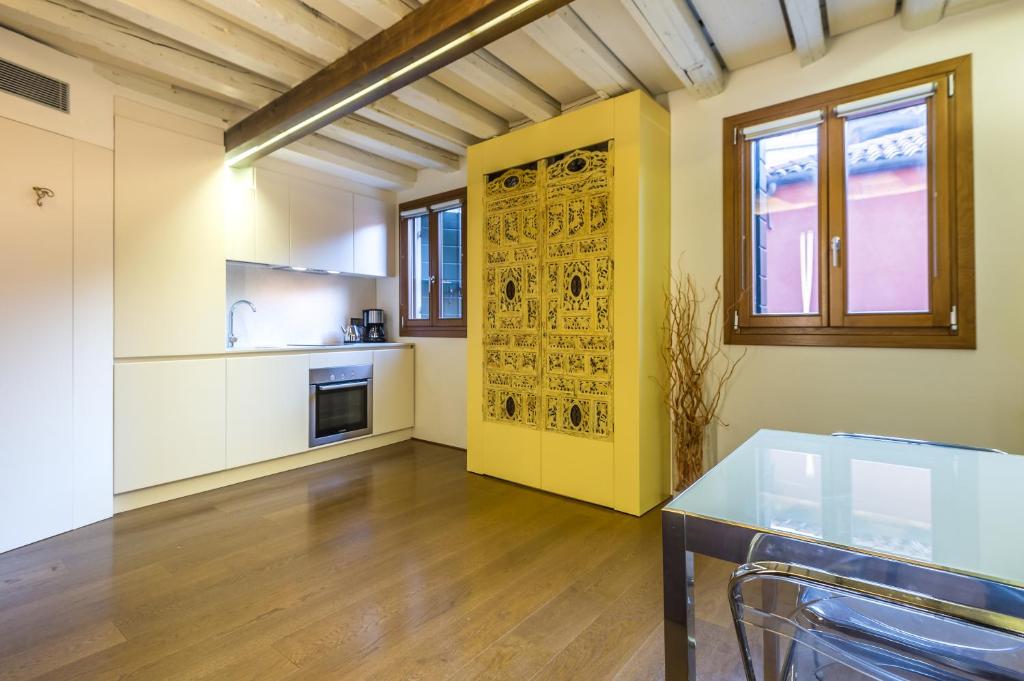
(320, 116, 461, 170)
(392, 78, 509, 139)
(487, 32, 594, 104)
(825, 0, 897, 35)
(188, 0, 359, 63)
(299, 0, 383, 39)
(522, 6, 648, 99)
(360, 96, 478, 155)
(328, 0, 414, 28)
(0, 0, 283, 106)
(94, 66, 251, 126)
(445, 51, 560, 122)
(901, 0, 948, 28)
(945, 0, 1009, 15)
(783, 0, 828, 65)
(571, 0, 686, 95)
(287, 135, 417, 189)
(619, 0, 725, 98)
(74, 0, 317, 84)
(689, 0, 791, 70)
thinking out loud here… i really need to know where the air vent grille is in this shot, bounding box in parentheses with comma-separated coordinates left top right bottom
(0, 58, 70, 113)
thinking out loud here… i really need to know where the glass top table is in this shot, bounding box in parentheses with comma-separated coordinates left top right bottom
(661, 429, 1024, 680)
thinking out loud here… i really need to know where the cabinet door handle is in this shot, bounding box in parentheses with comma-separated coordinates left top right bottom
(32, 186, 54, 207)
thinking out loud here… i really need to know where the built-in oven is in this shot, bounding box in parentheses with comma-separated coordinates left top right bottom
(309, 364, 373, 447)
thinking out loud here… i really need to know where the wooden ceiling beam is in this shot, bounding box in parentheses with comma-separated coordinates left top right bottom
(445, 50, 560, 122)
(901, 0, 949, 29)
(783, 0, 828, 66)
(0, 0, 284, 106)
(390, 77, 508, 139)
(522, 6, 648, 99)
(361, 95, 478, 154)
(223, 0, 571, 165)
(287, 134, 418, 188)
(94, 66, 252, 126)
(74, 0, 317, 84)
(321, 115, 462, 170)
(619, 0, 725, 98)
(188, 0, 361, 63)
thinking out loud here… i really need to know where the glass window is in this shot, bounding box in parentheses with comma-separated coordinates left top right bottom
(438, 206, 463, 319)
(844, 104, 930, 314)
(399, 189, 467, 338)
(406, 214, 430, 320)
(751, 127, 820, 316)
(723, 59, 973, 349)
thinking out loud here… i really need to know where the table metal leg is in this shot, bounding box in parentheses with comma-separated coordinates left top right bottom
(664, 511, 696, 680)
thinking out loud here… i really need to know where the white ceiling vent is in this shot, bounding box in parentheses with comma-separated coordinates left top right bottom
(0, 57, 70, 113)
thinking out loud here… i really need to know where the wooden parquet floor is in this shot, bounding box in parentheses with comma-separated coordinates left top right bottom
(0, 440, 744, 680)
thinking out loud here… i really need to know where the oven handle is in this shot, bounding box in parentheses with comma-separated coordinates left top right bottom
(317, 380, 369, 391)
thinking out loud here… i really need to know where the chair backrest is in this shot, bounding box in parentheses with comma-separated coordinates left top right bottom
(831, 431, 1007, 454)
(729, 560, 1024, 681)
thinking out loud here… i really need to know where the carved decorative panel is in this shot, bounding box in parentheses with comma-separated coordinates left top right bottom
(481, 144, 613, 441)
(482, 165, 542, 428)
(542, 145, 613, 440)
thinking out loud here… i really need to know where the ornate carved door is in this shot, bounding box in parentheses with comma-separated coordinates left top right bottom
(542, 143, 613, 440)
(482, 163, 542, 429)
(481, 142, 613, 440)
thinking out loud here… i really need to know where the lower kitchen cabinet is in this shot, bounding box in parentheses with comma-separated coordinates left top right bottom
(372, 348, 414, 435)
(115, 358, 226, 493)
(226, 354, 309, 468)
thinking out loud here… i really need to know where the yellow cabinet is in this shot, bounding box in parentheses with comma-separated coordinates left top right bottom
(467, 92, 670, 515)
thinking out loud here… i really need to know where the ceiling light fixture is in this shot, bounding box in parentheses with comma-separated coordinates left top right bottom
(224, 0, 547, 167)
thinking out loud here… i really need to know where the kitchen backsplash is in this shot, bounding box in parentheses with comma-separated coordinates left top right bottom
(226, 262, 377, 348)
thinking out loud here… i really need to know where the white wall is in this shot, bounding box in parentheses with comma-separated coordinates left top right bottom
(669, 2, 1024, 458)
(378, 163, 469, 448)
(227, 263, 378, 347)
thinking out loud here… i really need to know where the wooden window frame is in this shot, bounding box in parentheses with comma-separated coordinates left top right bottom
(723, 56, 975, 350)
(398, 187, 467, 338)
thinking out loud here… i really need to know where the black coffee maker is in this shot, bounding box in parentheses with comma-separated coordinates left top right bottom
(362, 308, 386, 343)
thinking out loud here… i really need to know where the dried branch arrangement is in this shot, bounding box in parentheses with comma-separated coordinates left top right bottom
(663, 273, 744, 492)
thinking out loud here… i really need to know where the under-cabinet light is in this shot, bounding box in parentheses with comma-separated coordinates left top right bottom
(224, 0, 546, 167)
(291, 267, 308, 272)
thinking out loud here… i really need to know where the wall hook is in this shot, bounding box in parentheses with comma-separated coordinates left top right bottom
(32, 186, 54, 207)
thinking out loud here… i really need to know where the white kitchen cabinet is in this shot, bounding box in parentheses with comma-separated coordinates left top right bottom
(226, 354, 309, 468)
(226, 167, 290, 266)
(353, 194, 390, 277)
(115, 358, 226, 493)
(309, 350, 373, 369)
(290, 177, 354, 273)
(115, 110, 226, 357)
(0, 117, 75, 554)
(372, 348, 415, 435)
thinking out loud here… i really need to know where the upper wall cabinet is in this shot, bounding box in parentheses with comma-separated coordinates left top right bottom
(226, 166, 392, 277)
(226, 167, 290, 266)
(115, 110, 225, 358)
(353, 194, 389, 277)
(290, 176, 354, 273)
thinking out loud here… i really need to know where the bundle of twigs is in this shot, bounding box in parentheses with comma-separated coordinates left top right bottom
(663, 274, 743, 492)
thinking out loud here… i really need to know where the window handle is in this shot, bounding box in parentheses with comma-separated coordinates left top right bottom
(830, 236, 841, 268)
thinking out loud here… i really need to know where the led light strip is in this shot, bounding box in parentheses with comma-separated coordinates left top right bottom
(226, 0, 546, 167)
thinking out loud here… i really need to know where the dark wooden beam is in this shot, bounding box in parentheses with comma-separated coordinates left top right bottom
(224, 0, 573, 165)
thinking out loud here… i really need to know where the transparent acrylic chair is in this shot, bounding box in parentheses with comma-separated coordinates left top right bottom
(729, 537, 1024, 680)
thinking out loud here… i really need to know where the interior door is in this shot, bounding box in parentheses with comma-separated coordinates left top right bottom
(0, 117, 74, 553)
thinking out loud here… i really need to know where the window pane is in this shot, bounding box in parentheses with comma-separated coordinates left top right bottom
(438, 206, 463, 319)
(845, 104, 930, 314)
(406, 215, 430, 320)
(751, 127, 820, 315)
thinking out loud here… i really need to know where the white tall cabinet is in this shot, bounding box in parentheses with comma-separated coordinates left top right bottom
(0, 116, 113, 553)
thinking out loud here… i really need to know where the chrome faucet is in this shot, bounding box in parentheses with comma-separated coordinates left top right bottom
(227, 299, 256, 348)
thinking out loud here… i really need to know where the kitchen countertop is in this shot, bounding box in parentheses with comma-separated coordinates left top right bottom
(115, 342, 413, 363)
(225, 342, 412, 355)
